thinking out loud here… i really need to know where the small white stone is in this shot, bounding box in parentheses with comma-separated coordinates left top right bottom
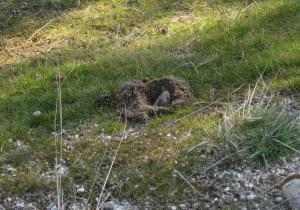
(56, 164, 69, 176)
(179, 204, 186, 209)
(212, 197, 218, 203)
(224, 186, 231, 192)
(239, 194, 246, 201)
(32, 110, 42, 117)
(76, 185, 85, 193)
(15, 200, 25, 208)
(6, 165, 17, 173)
(27, 203, 38, 209)
(16, 140, 23, 147)
(245, 182, 254, 189)
(69, 202, 88, 210)
(274, 196, 283, 203)
(149, 186, 156, 191)
(246, 192, 256, 200)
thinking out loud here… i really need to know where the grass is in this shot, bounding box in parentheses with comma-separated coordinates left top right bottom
(0, 0, 300, 208)
(242, 105, 300, 163)
(1, 0, 299, 141)
(219, 84, 300, 165)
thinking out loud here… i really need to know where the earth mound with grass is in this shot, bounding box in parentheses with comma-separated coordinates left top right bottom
(116, 77, 193, 122)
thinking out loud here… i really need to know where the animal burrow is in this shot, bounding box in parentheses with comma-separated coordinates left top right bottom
(115, 76, 193, 122)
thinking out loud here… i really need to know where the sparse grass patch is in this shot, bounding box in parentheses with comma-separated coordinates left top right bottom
(271, 68, 300, 92)
(0, 166, 51, 195)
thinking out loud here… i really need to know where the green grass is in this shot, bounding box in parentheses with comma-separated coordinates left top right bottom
(0, 0, 82, 35)
(1, 0, 299, 141)
(0, 0, 300, 207)
(221, 103, 300, 165)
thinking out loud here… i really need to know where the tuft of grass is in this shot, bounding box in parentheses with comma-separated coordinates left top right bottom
(220, 82, 300, 165)
(240, 105, 300, 163)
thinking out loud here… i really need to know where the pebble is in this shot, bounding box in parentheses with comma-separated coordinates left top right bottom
(246, 192, 256, 200)
(47, 203, 58, 210)
(15, 199, 25, 208)
(56, 164, 69, 176)
(240, 194, 246, 201)
(32, 110, 42, 117)
(274, 196, 283, 203)
(224, 186, 231, 192)
(76, 185, 85, 193)
(179, 204, 186, 209)
(101, 200, 138, 210)
(68, 202, 88, 210)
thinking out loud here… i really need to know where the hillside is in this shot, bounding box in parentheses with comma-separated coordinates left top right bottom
(0, 0, 300, 209)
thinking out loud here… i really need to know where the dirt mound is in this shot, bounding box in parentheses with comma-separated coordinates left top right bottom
(116, 77, 193, 122)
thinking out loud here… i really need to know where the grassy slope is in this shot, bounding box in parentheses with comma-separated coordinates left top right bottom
(0, 0, 299, 207)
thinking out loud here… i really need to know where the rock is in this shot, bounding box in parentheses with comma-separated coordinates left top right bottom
(15, 199, 25, 209)
(246, 192, 256, 201)
(146, 77, 192, 107)
(25, 203, 38, 210)
(101, 200, 138, 210)
(281, 175, 300, 210)
(56, 163, 69, 177)
(154, 90, 171, 107)
(68, 201, 88, 210)
(274, 196, 283, 203)
(47, 203, 58, 210)
(76, 185, 85, 193)
(179, 204, 186, 209)
(32, 111, 42, 117)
